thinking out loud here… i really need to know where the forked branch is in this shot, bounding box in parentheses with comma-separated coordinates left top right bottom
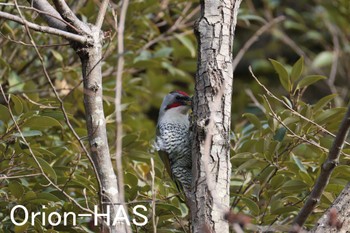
(292, 103, 350, 230)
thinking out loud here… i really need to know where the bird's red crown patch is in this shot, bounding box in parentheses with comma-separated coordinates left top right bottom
(174, 90, 189, 96)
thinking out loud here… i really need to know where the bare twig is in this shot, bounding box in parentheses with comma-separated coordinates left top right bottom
(245, 88, 265, 112)
(0, 3, 80, 32)
(150, 158, 157, 233)
(0, 173, 42, 180)
(248, 66, 350, 148)
(136, 5, 199, 54)
(113, 0, 129, 202)
(112, 1, 132, 233)
(52, 0, 87, 32)
(325, 21, 341, 106)
(13, 0, 103, 210)
(95, 0, 110, 30)
(232, 16, 285, 72)
(292, 103, 350, 230)
(0, 84, 96, 217)
(0, 31, 70, 47)
(262, 95, 330, 152)
(0, 11, 90, 43)
(21, 93, 59, 109)
(27, 0, 67, 30)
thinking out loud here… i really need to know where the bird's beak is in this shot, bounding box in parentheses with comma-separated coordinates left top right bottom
(183, 96, 192, 106)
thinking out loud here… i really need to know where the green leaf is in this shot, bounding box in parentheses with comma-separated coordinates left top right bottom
(8, 72, 24, 92)
(156, 203, 182, 216)
(290, 57, 304, 83)
(154, 47, 173, 58)
(299, 171, 314, 186)
(13, 130, 43, 138)
(68, 174, 96, 193)
(50, 50, 63, 62)
(271, 206, 299, 215)
(312, 51, 333, 68)
(283, 116, 299, 127)
(161, 62, 188, 77)
(14, 222, 30, 233)
(281, 180, 308, 192)
(269, 59, 290, 91)
(8, 181, 24, 199)
(240, 197, 260, 215)
(313, 94, 338, 112)
(314, 108, 345, 124)
(0, 104, 11, 122)
(270, 174, 285, 189)
(133, 50, 152, 63)
(124, 172, 138, 188)
(10, 95, 24, 115)
(296, 75, 326, 90)
(236, 159, 259, 173)
(23, 190, 37, 201)
(36, 192, 61, 202)
(292, 154, 307, 173)
(175, 34, 196, 57)
(274, 127, 286, 142)
(238, 14, 266, 24)
(22, 116, 62, 130)
(27, 157, 57, 183)
(332, 165, 350, 180)
(257, 166, 276, 185)
(243, 113, 262, 129)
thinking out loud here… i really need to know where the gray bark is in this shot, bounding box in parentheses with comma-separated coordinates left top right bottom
(76, 26, 127, 233)
(191, 0, 242, 232)
(27, 1, 129, 233)
(29, 0, 67, 30)
(310, 182, 350, 233)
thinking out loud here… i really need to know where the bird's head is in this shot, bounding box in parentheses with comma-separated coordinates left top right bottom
(159, 90, 192, 117)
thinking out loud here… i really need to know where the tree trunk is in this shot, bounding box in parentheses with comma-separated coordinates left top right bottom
(75, 25, 127, 233)
(310, 182, 350, 233)
(191, 0, 242, 232)
(26, 1, 129, 232)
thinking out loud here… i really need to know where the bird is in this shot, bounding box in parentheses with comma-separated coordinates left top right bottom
(155, 90, 192, 199)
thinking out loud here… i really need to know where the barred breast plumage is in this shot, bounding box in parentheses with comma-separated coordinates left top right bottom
(155, 91, 192, 197)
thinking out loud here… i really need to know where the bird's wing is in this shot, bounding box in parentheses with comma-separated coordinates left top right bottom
(155, 126, 172, 178)
(157, 149, 173, 180)
(156, 126, 185, 195)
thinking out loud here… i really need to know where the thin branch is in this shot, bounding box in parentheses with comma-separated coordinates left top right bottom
(292, 103, 350, 229)
(325, 21, 341, 106)
(248, 66, 350, 149)
(113, 0, 128, 202)
(22, 93, 59, 109)
(95, 0, 110, 30)
(52, 0, 87, 32)
(113, 0, 132, 232)
(136, 5, 199, 54)
(232, 15, 285, 72)
(0, 173, 42, 180)
(262, 95, 329, 152)
(0, 11, 90, 44)
(0, 84, 96, 217)
(0, 31, 70, 47)
(150, 158, 157, 233)
(1, 3, 81, 32)
(27, 0, 66, 30)
(245, 88, 265, 113)
(13, 0, 104, 213)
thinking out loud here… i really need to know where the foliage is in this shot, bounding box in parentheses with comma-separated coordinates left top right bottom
(231, 58, 349, 230)
(0, 0, 349, 232)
